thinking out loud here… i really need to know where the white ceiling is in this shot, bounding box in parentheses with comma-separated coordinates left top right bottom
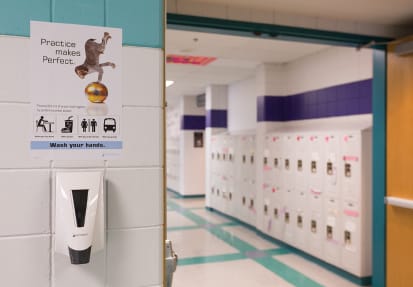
(166, 29, 330, 103)
(177, 0, 413, 26)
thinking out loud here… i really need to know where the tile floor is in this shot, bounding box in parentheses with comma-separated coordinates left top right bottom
(167, 191, 369, 287)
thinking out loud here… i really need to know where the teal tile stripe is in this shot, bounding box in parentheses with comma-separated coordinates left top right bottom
(372, 48, 387, 287)
(178, 253, 247, 266)
(264, 248, 292, 256)
(0, 0, 164, 47)
(255, 257, 323, 287)
(52, 0, 105, 26)
(210, 205, 371, 286)
(168, 199, 324, 287)
(0, 0, 51, 37)
(106, 0, 163, 47)
(167, 221, 239, 232)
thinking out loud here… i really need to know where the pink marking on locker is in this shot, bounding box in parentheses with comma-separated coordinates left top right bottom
(325, 136, 330, 142)
(343, 155, 359, 162)
(344, 209, 359, 217)
(344, 135, 349, 142)
(272, 187, 277, 193)
(328, 239, 340, 244)
(264, 165, 272, 171)
(262, 183, 269, 189)
(311, 188, 322, 195)
(272, 137, 277, 142)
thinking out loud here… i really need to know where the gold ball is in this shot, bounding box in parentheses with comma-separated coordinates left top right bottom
(85, 82, 108, 103)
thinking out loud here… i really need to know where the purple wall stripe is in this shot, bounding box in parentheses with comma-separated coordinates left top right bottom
(181, 115, 206, 130)
(206, 109, 227, 128)
(257, 79, 372, 122)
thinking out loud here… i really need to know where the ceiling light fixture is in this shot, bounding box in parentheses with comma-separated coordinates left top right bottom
(166, 80, 175, 87)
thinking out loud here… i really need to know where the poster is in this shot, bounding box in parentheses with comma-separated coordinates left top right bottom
(30, 21, 122, 159)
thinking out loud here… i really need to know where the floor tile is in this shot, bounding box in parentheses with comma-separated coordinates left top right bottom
(222, 225, 279, 250)
(172, 197, 206, 209)
(191, 208, 232, 225)
(274, 254, 361, 287)
(173, 259, 294, 287)
(167, 229, 238, 259)
(167, 210, 198, 228)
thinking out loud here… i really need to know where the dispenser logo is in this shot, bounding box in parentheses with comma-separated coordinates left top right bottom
(73, 233, 88, 238)
(30, 21, 122, 159)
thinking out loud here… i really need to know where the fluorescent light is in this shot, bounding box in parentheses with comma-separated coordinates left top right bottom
(166, 80, 174, 87)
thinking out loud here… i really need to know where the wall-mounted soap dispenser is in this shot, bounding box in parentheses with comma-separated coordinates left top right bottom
(55, 171, 104, 264)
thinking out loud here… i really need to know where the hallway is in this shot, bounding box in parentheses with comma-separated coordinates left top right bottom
(167, 191, 364, 287)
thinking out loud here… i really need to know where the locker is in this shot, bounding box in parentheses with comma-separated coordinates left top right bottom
(324, 196, 342, 266)
(293, 188, 309, 250)
(270, 182, 284, 240)
(341, 199, 362, 275)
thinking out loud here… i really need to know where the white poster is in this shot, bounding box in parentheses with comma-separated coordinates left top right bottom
(30, 21, 122, 159)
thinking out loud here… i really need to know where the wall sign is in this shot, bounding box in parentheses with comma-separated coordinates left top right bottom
(30, 21, 122, 159)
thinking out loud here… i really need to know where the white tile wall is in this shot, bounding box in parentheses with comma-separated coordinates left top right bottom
(177, 0, 207, 17)
(52, 160, 105, 168)
(107, 227, 162, 287)
(250, 9, 273, 24)
(201, 3, 228, 19)
(107, 107, 162, 167)
(106, 168, 163, 229)
(122, 47, 163, 107)
(316, 18, 338, 31)
(274, 13, 298, 27)
(0, 170, 50, 236)
(285, 46, 373, 95)
(205, 85, 228, 110)
(227, 6, 251, 22)
(0, 35, 163, 287)
(0, 104, 50, 168)
(227, 75, 257, 132)
(0, 235, 50, 287)
(167, 0, 177, 13)
(53, 250, 105, 287)
(182, 95, 205, 115)
(0, 36, 30, 103)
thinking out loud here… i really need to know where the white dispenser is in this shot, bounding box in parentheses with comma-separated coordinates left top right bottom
(55, 171, 104, 264)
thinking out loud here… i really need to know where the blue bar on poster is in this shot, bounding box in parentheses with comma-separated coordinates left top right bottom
(31, 141, 123, 149)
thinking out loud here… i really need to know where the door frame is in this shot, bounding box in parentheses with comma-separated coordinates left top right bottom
(166, 13, 388, 287)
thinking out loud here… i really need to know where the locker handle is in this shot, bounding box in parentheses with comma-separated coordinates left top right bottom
(386, 196, 413, 210)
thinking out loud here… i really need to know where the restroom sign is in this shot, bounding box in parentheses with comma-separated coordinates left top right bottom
(30, 21, 122, 159)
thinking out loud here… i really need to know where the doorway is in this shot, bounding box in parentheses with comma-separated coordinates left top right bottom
(167, 15, 384, 286)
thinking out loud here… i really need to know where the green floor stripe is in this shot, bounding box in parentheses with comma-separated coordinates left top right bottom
(167, 225, 201, 232)
(178, 253, 247, 266)
(255, 257, 324, 287)
(188, 207, 206, 210)
(207, 225, 257, 252)
(167, 195, 323, 286)
(264, 248, 291, 256)
(217, 221, 240, 227)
